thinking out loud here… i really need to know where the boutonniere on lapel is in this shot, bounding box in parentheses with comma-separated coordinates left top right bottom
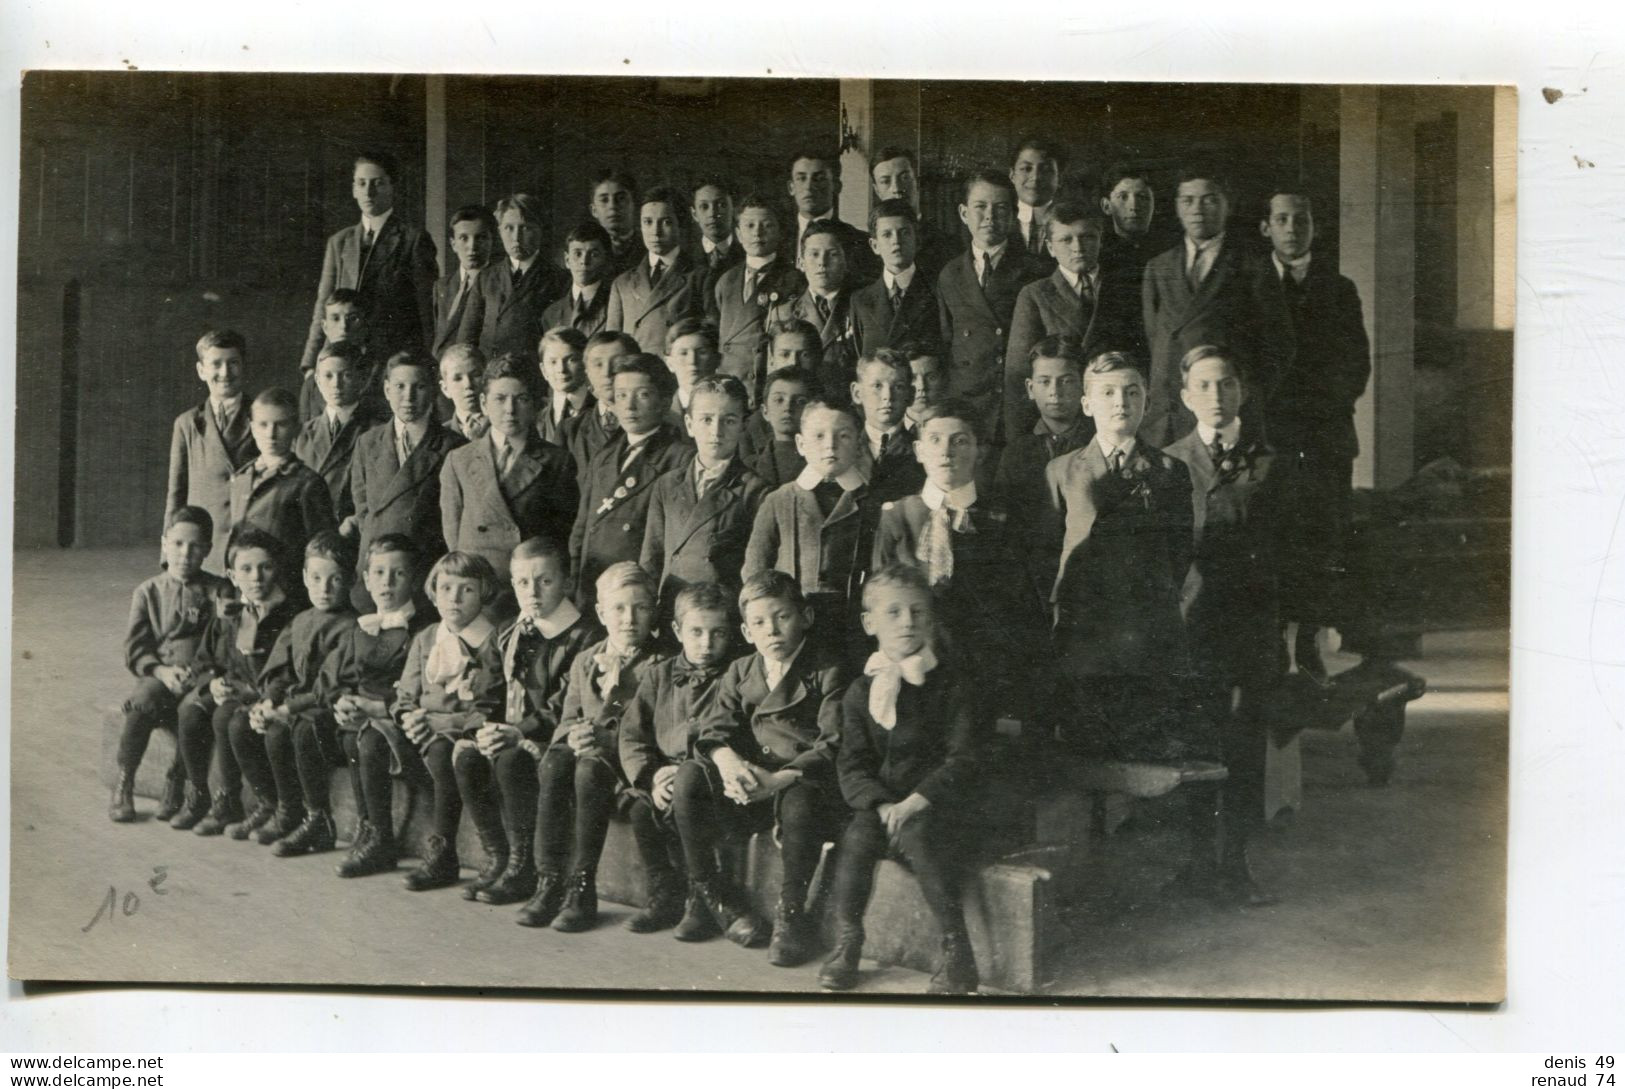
(1214, 440, 1264, 488)
(1117, 458, 1157, 511)
(757, 290, 780, 309)
(596, 474, 638, 515)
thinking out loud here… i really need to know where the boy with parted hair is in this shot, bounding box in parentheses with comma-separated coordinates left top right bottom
(567, 330, 640, 473)
(227, 386, 339, 596)
(534, 326, 594, 449)
(167, 328, 257, 573)
(434, 204, 500, 358)
(747, 365, 816, 489)
(850, 199, 940, 358)
(540, 221, 614, 338)
(709, 193, 805, 396)
(588, 168, 644, 277)
(608, 186, 699, 355)
(296, 340, 385, 529)
(766, 220, 860, 392)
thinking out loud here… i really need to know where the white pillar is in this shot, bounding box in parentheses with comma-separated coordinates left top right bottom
(1340, 86, 1415, 491)
(837, 79, 873, 229)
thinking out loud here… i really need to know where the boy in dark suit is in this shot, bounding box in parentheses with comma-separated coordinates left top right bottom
(617, 582, 739, 935)
(459, 537, 599, 905)
(569, 353, 691, 611)
(936, 172, 1043, 443)
(589, 169, 644, 277)
(1004, 205, 1117, 439)
(744, 399, 875, 643)
(739, 320, 822, 464)
(664, 316, 722, 424)
(851, 199, 940, 358)
(1165, 344, 1286, 906)
(1141, 168, 1277, 446)
(1097, 163, 1159, 362)
(324, 535, 436, 875)
(993, 336, 1093, 601)
(1010, 135, 1064, 271)
(608, 186, 699, 355)
(688, 178, 739, 290)
(568, 330, 639, 473)
(851, 348, 926, 504)
(540, 221, 613, 338)
(872, 399, 1046, 723)
(787, 149, 878, 284)
(300, 151, 438, 377)
(521, 561, 662, 931)
(167, 329, 257, 574)
(299, 288, 379, 423)
(439, 343, 490, 439)
(748, 365, 815, 488)
(1043, 351, 1195, 764)
(109, 506, 233, 823)
(170, 527, 300, 836)
(766, 220, 860, 394)
(535, 326, 594, 449)
(440, 352, 579, 583)
(709, 193, 805, 395)
(433, 204, 499, 358)
(294, 341, 383, 530)
(693, 570, 850, 963)
(348, 352, 467, 611)
(869, 147, 954, 282)
(226, 387, 339, 593)
(904, 346, 947, 432)
(248, 531, 358, 851)
(642, 374, 770, 614)
(482, 192, 565, 359)
(1253, 187, 1372, 679)
(820, 564, 984, 995)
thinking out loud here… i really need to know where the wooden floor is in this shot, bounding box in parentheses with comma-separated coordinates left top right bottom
(7, 548, 1506, 1005)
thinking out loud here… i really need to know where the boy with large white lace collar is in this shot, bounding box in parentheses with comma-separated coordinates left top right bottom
(820, 564, 985, 996)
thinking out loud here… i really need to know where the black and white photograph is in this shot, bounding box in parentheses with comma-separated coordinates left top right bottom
(7, 68, 1513, 1005)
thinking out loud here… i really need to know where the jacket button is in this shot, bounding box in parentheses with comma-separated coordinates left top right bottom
(622, 523, 632, 532)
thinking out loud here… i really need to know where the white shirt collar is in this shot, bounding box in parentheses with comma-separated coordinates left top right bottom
(921, 479, 977, 511)
(762, 639, 807, 692)
(865, 421, 904, 459)
(439, 614, 495, 651)
(1095, 434, 1138, 462)
(648, 250, 672, 273)
(573, 281, 601, 302)
(511, 255, 538, 275)
(795, 465, 868, 492)
(744, 252, 775, 271)
(1017, 200, 1053, 225)
(1273, 252, 1312, 280)
(676, 386, 692, 409)
(490, 430, 517, 455)
(702, 236, 730, 255)
(1057, 264, 1098, 294)
(326, 403, 357, 428)
(1185, 233, 1225, 260)
(971, 240, 1009, 266)
(1196, 419, 1243, 449)
(526, 598, 581, 640)
(395, 417, 430, 445)
(210, 394, 242, 416)
(695, 455, 729, 483)
(798, 211, 833, 235)
(360, 208, 394, 235)
(883, 266, 917, 292)
(623, 428, 656, 450)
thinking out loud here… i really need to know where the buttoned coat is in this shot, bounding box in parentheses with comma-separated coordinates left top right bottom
(226, 456, 339, 578)
(1043, 440, 1194, 676)
(166, 400, 257, 571)
(743, 480, 876, 601)
(606, 251, 700, 355)
(849, 274, 941, 357)
(300, 214, 439, 373)
(766, 287, 861, 395)
(693, 643, 849, 787)
(348, 418, 467, 582)
(497, 610, 602, 742)
(1003, 267, 1131, 439)
(551, 639, 663, 756)
(1140, 239, 1279, 447)
(540, 284, 610, 340)
(569, 424, 692, 607)
(439, 431, 579, 581)
(535, 392, 593, 451)
(640, 456, 770, 605)
(480, 261, 568, 359)
(837, 665, 981, 810)
(935, 246, 1044, 441)
(708, 256, 805, 397)
(618, 655, 728, 792)
(292, 407, 388, 523)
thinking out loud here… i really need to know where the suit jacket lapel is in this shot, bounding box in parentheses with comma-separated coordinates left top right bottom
(753, 652, 811, 717)
(642, 252, 687, 317)
(952, 254, 998, 325)
(380, 421, 445, 506)
(669, 460, 743, 554)
(361, 218, 401, 287)
(503, 435, 546, 500)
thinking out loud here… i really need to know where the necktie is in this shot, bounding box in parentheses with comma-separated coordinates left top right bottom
(709, 247, 725, 271)
(978, 252, 992, 289)
(362, 225, 375, 253)
(877, 431, 891, 460)
(451, 272, 471, 316)
(743, 266, 760, 304)
(214, 403, 229, 435)
(398, 428, 415, 465)
(1079, 272, 1094, 307)
(915, 502, 961, 588)
(497, 441, 514, 477)
(1111, 448, 1126, 476)
(1210, 436, 1227, 467)
(649, 260, 664, 288)
(328, 413, 341, 441)
(573, 294, 587, 324)
(235, 603, 263, 655)
(511, 264, 524, 289)
(1027, 216, 1042, 254)
(889, 283, 905, 311)
(814, 295, 831, 325)
(812, 479, 843, 518)
(1188, 244, 1212, 290)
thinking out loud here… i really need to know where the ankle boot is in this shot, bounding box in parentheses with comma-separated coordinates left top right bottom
(194, 789, 244, 837)
(516, 867, 567, 927)
(108, 770, 137, 823)
(403, 833, 461, 891)
(818, 921, 865, 991)
(673, 881, 722, 942)
(255, 800, 306, 846)
(273, 809, 337, 857)
(228, 796, 278, 841)
(624, 866, 685, 933)
(336, 821, 398, 878)
(927, 927, 980, 995)
(550, 869, 599, 932)
(769, 896, 817, 967)
(696, 878, 770, 948)
(461, 823, 509, 901)
(478, 838, 538, 906)
(154, 767, 187, 822)
(169, 785, 211, 830)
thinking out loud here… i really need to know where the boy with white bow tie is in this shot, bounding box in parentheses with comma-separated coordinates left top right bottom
(820, 564, 984, 995)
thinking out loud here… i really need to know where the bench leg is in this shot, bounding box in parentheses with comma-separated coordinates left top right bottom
(1353, 701, 1405, 786)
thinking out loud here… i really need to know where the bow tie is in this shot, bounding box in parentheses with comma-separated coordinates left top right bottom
(358, 609, 412, 636)
(863, 645, 938, 730)
(593, 647, 637, 698)
(673, 660, 725, 687)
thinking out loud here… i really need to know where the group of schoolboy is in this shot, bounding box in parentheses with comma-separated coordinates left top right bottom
(113, 136, 1371, 996)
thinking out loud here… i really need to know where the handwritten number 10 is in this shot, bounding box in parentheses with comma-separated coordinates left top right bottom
(81, 866, 168, 933)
